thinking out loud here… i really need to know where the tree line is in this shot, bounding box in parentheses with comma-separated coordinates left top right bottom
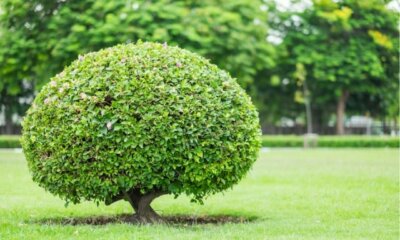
(0, 0, 398, 135)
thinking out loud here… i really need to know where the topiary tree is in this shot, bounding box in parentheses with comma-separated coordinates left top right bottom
(21, 42, 261, 223)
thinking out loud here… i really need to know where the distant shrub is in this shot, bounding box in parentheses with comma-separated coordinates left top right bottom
(317, 136, 399, 148)
(261, 136, 304, 147)
(21, 42, 261, 222)
(0, 135, 21, 148)
(261, 135, 399, 148)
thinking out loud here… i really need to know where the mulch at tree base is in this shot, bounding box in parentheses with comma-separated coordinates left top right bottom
(33, 214, 257, 226)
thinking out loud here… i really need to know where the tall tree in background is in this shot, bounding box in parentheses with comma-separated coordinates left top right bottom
(0, 0, 275, 133)
(271, 0, 398, 134)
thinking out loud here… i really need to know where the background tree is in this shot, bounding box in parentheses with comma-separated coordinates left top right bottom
(0, 22, 36, 133)
(268, 0, 398, 134)
(0, 0, 274, 132)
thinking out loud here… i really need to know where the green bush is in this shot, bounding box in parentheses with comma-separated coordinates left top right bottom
(261, 135, 399, 148)
(0, 135, 21, 148)
(317, 136, 399, 148)
(261, 135, 304, 147)
(21, 42, 261, 222)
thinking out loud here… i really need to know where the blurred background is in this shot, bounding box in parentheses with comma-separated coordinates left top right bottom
(0, 0, 398, 137)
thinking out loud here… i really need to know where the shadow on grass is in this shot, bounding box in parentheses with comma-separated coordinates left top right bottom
(31, 214, 258, 226)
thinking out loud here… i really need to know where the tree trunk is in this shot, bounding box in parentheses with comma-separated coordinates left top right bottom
(305, 102, 312, 134)
(4, 103, 14, 134)
(304, 83, 312, 134)
(124, 189, 166, 223)
(336, 89, 349, 135)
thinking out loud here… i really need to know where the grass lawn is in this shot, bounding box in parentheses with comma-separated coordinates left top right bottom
(0, 148, 398, 239)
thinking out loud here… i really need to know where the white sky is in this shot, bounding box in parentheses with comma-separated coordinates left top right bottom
(270, 0, 399, 11)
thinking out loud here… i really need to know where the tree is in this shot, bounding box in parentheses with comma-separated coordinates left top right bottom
(0, 0, 274, 131)
(21, 42, 261, 223)
(270, 0, 398, 134)
(0, 24, 36, 133)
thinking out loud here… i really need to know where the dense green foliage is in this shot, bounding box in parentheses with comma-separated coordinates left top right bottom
(261, 0, 399, 131)
(21, 42, 261, 205)
(261, 135, 399, 148)
(0, 0, 398, 135)
(0, 0, 273, 133)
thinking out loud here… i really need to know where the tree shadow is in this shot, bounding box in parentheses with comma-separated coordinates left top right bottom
(31, 213, 258, 226)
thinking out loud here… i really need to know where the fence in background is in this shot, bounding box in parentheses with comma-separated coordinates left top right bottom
(261, 125, 398, 135)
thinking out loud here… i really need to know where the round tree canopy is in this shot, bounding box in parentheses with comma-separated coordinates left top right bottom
(21, 42, 261, 206)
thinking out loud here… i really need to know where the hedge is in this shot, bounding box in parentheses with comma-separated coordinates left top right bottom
(0, 135, 398, 148)
(262, 135, 399, 148)
(0, 135, 21, 148)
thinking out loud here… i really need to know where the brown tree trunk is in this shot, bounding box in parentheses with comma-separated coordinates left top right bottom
(124, 189, 166, 223)
(4, 103, 14, 134)
(336, 89, 349, 135)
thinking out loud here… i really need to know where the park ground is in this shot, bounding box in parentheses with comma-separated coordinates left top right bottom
(0, 148, 398, 240)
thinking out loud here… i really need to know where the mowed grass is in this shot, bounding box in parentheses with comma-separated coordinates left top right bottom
(0, 148, 398, 240)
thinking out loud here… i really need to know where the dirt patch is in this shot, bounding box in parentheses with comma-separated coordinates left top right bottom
(33, 214, 257, 226)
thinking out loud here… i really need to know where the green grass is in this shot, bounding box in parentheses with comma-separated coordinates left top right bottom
(0, 149, 398, 239)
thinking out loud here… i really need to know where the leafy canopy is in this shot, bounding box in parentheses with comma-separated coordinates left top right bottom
(0, 0, 273, 93)
(21, 42, 261, 205)
(263, 0, 398, 122)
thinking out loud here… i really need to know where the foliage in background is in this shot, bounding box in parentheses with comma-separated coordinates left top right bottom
(21, 42, 261, 220)
(261, 135, 399, 148)
(0, 0, 274, 133)
(0, 0, 398, 134)
(262, 0, 399, 133)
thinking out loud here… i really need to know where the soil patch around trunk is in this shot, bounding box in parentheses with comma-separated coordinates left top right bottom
(32, 214, 257, 226)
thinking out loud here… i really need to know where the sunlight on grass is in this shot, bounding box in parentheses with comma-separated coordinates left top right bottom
(0, 149, 398, 239)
